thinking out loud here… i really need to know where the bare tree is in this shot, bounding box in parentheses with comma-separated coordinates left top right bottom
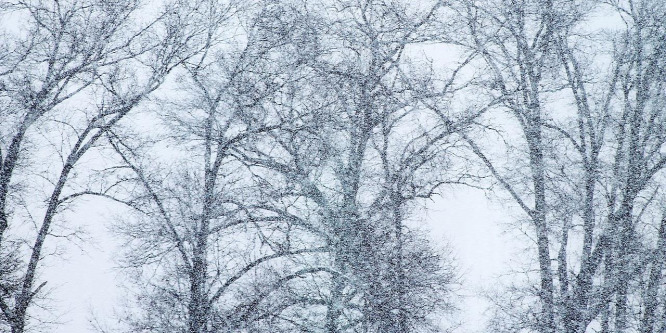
(455, 0, 666, 332)
(234, 1, 470, 332)
(452, 1, 570, 330)
(93, 2, 336, 332)
(0, 0, 212, 331)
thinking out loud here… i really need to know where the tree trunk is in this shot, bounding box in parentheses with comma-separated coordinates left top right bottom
(639, 215, 666, 333)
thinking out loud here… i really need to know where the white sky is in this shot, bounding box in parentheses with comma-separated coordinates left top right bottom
(428, 189, 515, 333)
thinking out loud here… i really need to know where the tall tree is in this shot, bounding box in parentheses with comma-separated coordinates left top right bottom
(455, 1, 568, 330)
(238, 0, 469, 331)
(457, 0, 666, 332)
(99, 2, 331, 332)
(0, 0, 210, 331)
